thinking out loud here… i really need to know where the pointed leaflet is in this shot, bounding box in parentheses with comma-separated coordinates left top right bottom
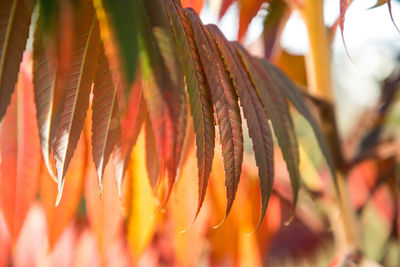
(164, 0, 215, 218)
(40, 132, 86, 248)
(0, 62, 41, 243)
(186, 9, 243, 219)
(237, 0, 265, 40)
(259, 59, 338, 188)
(33, 14, 72, 180)
(219, 0, 235, 19)
(113, 84, 144, 195)
(234, 43, 300, 215)
(145, 114, 161, 189)
(207, 25, 274, 227)
(387, 0, 400, 33)
(0, 0, 34, 122)
(53, 0, 101, 201)
(92, 46, 119, 189)
(135, 0, 186, 203)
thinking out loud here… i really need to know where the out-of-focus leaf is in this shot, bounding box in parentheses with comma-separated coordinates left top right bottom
(274, 50, 307, 87)
(186, 9, 244, 220)
(207, 25, 274, 227)
(180, 0, 205, 13)
(0, 0, 34, 122)
(136, 0, 186, 204)
(263, 0, 290, 59)
(0, 62, 41, 243)
(168, 146, 209, 266)
(0, 211, 11, 267)
(145, 115, 161, 189)
(85, 154, 124, 261)
(40, 131, 86, 249)
(97, 0, 138, 88)
(91, 47, 119, 190)
(53, 0, 101, 202)
(164, 0, 215, 219)
(234, 44, 300, 217)
(237, 0, 265, 40)
(127, 130, 160, 259)
(219, 0, 235, 19)
(259, 60, 338, 190)
(387, 0, 400, 32)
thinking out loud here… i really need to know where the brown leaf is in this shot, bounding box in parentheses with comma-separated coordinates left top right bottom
(186, 9, 244, 220)
(164, 0, 215, 219)
(53, 0, 101, 202)
(0, 0, 34, 122)
(91, 46, 119, 190)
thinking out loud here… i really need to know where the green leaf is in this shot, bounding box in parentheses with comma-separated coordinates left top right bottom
(208, 25, 274, 228)
(186, 9, 244, 220)
(164, 0, 215, 219)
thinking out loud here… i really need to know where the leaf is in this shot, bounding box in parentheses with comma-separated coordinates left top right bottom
(164, 0, 215, 219)
(207, 25, 275, 227)
(113, 78, 143, 195)
(234, 43, 300, 217)
(53, 0, 101, 203)
(0, 0, 34, 122)
(145, 114, 161, 189)
(180, 0, 205, 13)
(40, 131, 86, 249)
(186, 9, 244, 220)
(136, 0, 186, 204)
(237, 0, 265, 41)
(0, 60, 41, 243)
(219, 0, 235, 19)
(91, 46, 119, 190)
(84, 153, 124, 260)
(126, 130, 160, 259)
(33, 10, 73, 180)
(97, 0, 138, 87)
(259, 59, 338, 191)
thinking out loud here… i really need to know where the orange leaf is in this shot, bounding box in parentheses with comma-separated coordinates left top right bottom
(84, 155, 124, 261)
(0, 58, 41, 243)
(238, 0, 265, 40)
(40, 132, 87, 249)
(180, 0, 205, 13)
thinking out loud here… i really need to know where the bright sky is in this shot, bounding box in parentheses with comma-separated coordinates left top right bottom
(200, 0, 400, 134)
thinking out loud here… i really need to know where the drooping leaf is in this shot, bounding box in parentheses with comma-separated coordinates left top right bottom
(84, 153, 124, 261)
(164, 0, 215, 218)
(33, 7, 74, 179)
(126, 130, 160, 259)
(186, 9, 244, 219)
(259, 59, 338, 191)
(145, 114, 161, 189)
(0, 0, 34, 122)
(0, 60, 41, 243)
(234, 43, 300, 216)
(53, 0, 101, 202)
(136, 0, 186, 204)
(207, 25, 274, 227)
(237, 0, 265, 41)
(98, 0, 138, 87)
(387, 0, 400, 33)
(40, 131, 86, 248)
(91, 46, 119, 190)
(113, 78, 143, 195)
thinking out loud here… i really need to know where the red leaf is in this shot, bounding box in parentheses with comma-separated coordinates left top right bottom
(0, 59, 41, 243)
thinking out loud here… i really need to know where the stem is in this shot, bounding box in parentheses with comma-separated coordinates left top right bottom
(299, 0, 361, 257)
